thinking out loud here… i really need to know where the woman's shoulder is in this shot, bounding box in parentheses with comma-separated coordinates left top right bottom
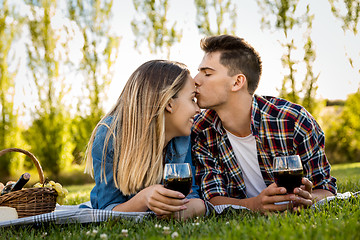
(170, 135, 190, 146)
(165, 136, 191, 163)
(93, 115, 115, 155)
(95, 116, 114, 137)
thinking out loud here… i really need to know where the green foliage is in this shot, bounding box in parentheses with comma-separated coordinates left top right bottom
(70, 113, 97, 164)
(257, 1, 323, 117)
(194, 0, 237, 36)
(258, 0, 303, 104)
(325, 92, 360, 164)
(257, 0, 301, 36)
(24, 108, 74, 177)
(131, 0, 182, 57)
(0, 0, 25, 177)
(67, 0, 119, 162)
(25, 0, 75, 177)
(329, 0, 360, 35)
(329, 0, 360, 75)
(301, 6, 323, 117)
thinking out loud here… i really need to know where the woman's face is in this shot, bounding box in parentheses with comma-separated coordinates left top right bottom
(165, 76, 200, 139)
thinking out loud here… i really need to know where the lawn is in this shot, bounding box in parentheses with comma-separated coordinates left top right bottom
(1, 162, 359, 239)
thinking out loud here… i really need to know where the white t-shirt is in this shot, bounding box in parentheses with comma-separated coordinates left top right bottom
(225, 130, 267, 198)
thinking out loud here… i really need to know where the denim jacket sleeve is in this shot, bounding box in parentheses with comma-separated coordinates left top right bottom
(165, 136, 200, 199)
(90, 117, 134, 210)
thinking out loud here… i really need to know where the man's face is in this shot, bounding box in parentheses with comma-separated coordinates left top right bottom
(194, 51, 234, 110)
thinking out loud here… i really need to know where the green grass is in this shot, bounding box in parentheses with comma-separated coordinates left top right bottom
(331, 162, 360, 193)
(1, 162, 359, 239)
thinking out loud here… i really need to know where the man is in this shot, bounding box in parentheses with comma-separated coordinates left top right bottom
(191, 35, 337, 213)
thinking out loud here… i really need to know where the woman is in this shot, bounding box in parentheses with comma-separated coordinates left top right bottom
(85, 60, 205, 219)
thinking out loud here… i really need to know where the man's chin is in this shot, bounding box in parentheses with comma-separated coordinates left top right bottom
(197, 101, 206, 109)
(198, 103, 209, 109)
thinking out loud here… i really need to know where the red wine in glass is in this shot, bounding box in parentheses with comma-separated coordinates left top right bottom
(273, 155, 304, 193)
(163, 177, 192, 196)
(163, 163, 192, 197)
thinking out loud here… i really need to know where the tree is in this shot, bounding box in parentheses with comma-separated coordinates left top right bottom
(326, 0, 360, 163)
(67, 0, 120, 163)
(24, 0, 74, 177)
(257, 0, 322, 116)
(131, 0, 182, 58)
(329, 0, 360, 75)
(194, 0, 237, 36)
(257, 0, 302, 103)
(301, 6, 322, 115)
(329, 0, 360, 34)
(0, 0, 25, 177)
(325, 92, 360, 163)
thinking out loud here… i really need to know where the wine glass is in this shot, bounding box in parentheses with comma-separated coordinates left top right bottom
(273, 155, 304, 194)
(163, 163, 192, 219)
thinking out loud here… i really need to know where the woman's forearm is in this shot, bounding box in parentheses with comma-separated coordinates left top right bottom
(112, 189, 148, 212)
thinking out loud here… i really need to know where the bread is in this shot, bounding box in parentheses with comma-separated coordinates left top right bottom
(0, 206, 18, 221)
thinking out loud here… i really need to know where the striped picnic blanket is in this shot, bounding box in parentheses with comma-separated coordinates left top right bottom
(0, 204, 152, 228)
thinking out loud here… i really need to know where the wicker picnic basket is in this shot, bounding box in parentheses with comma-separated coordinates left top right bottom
(0, 148, 57, 218)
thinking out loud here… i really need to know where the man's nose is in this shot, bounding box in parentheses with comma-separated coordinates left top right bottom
(194, 73, 201, 86)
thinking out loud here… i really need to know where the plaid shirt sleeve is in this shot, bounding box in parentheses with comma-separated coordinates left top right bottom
(294, 108, 337, 194)
(192, 128, 228, 201)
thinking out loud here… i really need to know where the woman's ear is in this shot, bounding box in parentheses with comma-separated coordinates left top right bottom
(165, 99, 174, 113)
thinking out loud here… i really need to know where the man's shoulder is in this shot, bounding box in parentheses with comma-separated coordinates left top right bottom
(192, 109, 218, 133)
(255, 95, 305, 120)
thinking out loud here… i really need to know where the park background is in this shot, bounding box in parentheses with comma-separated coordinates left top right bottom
(1, 0, 360, 185)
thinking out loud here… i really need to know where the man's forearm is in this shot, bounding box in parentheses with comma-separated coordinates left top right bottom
(209, 196, 259, 210)
(312, 189, 334, 202)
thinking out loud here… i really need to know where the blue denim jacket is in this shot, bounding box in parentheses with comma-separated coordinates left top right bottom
(90, 116, 200, 210)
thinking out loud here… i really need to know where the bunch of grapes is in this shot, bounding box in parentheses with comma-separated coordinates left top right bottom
(33, 180, 68, 205)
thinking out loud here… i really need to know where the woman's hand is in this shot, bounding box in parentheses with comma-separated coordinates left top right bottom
(112, 184, 189, 216)
(141, 184, 189, 216)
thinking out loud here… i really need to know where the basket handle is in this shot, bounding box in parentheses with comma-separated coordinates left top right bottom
(0, 148, 45, 184)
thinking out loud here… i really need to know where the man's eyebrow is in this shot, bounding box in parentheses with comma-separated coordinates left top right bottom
(198, 66, 215, 71)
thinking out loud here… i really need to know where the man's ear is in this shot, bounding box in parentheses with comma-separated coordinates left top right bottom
(232, 74, 246, 92)
(165, 98, 174, 113)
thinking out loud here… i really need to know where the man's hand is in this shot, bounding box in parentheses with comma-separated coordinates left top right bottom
(209, 183, 295, 213)
(253, 183, 294, 213)
(291, 177, 334, 211)
(291, 178, 314, 211)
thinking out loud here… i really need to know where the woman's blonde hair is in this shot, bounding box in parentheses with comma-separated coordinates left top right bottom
(85, 60, 190, 195)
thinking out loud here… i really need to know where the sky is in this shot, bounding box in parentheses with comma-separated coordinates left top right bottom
(12, 0, 360, 114)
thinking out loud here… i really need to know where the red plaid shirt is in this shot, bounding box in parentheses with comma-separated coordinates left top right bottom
(191, 95, 337, 201)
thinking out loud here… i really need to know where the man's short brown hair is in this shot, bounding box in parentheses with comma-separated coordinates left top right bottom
(200, 35, 262, 95)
